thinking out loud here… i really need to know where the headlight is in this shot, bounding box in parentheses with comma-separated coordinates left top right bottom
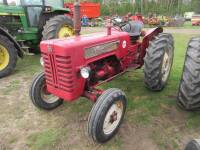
(45, 7, 51, 12)
(80, 67, 91, 79)
(40, 57, 44, 67)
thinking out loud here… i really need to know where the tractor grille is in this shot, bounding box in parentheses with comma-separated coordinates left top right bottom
(42, 53, 74, 93)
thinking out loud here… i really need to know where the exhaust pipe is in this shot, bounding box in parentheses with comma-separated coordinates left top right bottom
(74, 0, 81, 36)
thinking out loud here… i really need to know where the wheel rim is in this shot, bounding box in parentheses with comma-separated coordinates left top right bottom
(103, 100, 124, 135)
(0, 44, 9, 70)
(58, 25, 74, 38)
(161, 48, 172, 82)
(40, 84, 60, 104)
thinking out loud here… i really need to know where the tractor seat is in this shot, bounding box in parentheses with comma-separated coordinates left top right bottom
(121, 21, 144, 43)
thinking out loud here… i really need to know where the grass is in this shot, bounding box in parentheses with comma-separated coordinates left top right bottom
(2, 80, 20, 94)
(16, 55, 42, 76)
(3, 32, 200, 150)
(181, 21, 200, 29)
(28, 129, 65, 150)
(144, 21, 200, 29)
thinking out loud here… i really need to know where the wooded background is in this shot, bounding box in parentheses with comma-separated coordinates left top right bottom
(65, 0, 200, 16)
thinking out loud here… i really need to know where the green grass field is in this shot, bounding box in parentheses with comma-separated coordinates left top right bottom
(144, 21, 200, 29)
(182, 21, 200, 29)
(2, 33, 200, 150)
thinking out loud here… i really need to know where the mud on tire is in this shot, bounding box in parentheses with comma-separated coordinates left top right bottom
(0, 35, 17, 78)
(177, 37, 200, 110)
(144, 33, 174, 91)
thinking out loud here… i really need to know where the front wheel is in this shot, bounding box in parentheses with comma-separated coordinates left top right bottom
(88, 88, 127, 143)
(29, 72, 63, 110)
(144, 33, 174, 91)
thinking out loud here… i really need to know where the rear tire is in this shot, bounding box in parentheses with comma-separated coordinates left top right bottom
(144, 33, 174, 91)
(0, 35, 17, 78)
(185, 139, 200, 150)
(177, 37, 200, 110)
(30, 72, 63, 110)
(88, 88, 127, 143)
(42, 15, 74, 40)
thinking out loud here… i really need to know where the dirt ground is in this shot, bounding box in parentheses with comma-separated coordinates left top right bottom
(0, 28, 200, 150)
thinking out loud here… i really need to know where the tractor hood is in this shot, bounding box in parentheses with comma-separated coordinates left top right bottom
(0, 5, 24, 15)
(40, 30, 130, 63)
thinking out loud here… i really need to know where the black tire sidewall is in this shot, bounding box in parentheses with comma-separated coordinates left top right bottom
(96, 96, 126, 142)
(144, 33, 174, 91)
(185, 140, 200, 150)
(42, 15, 74, 40)
(30, 72, 63, 110)
(177, 37, 200, 110)
(0, 35, 17, 78)
(88, 89, 127, 143)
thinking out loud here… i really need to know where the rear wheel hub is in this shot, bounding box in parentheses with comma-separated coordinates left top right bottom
(162, 48, 172, 82)
(0, 45, 9, 70)
(58, 26, 74, 38)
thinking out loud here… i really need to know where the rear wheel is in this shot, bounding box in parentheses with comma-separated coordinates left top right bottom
(177, 37, 200, 110)
(42, 15, 74, 40)
(0, 35, 17, 78)
(88, 88, 126, 143)
(185, 139, 200, 150)
(30, 72, 63, 110)
(144, 33, 174, 91)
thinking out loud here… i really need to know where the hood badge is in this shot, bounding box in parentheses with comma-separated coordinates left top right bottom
(47, 44, 53, 53)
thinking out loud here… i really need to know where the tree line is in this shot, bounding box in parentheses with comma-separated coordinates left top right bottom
(65, 0, 200, 16)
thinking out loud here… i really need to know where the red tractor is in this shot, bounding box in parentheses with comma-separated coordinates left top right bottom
(30, 1, 174, 143)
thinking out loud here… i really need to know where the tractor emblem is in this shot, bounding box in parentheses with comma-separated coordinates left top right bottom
(47, 44, 53, 53)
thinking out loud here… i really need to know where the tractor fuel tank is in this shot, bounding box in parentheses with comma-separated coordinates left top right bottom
(40, 30, 130, 101)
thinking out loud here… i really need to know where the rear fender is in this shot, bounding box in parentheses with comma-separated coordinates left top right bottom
(0, 27, 24, 58)
(139, 27, 163, 65)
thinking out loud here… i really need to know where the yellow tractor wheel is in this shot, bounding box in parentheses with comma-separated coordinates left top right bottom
(0, 35, 17, 78)
(42, 15, 74, 40)
(58, 25, 74, 38)
(0, 45, 9, 70)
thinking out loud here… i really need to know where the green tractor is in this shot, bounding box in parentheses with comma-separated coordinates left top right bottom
(0, 0, 75, 78)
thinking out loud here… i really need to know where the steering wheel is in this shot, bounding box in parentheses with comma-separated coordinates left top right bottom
(110, 18, 128, 30)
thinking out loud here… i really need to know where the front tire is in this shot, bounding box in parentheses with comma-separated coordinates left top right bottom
(144, 33, 174, 91)
(30, 72, 63, 110)
(88, 88, 127, 143)
(42, 15, 74, 40)
(0, 35, 17, 78)
(177, 37, 200, 110)
(185, 139, 200, 150)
